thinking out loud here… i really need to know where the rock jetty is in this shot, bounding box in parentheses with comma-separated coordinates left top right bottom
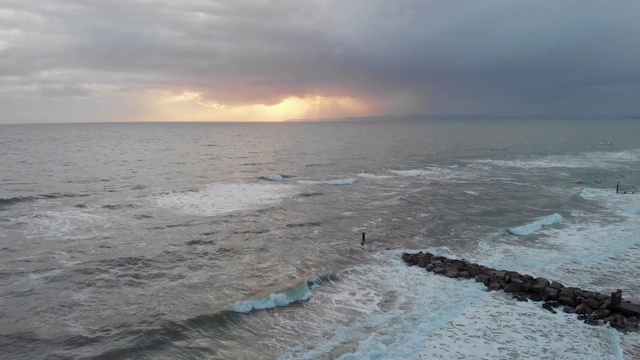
(402, 251, 639, 332)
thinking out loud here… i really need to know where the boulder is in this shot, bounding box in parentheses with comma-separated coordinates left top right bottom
(558, 296, 576, 307)
(575, 303, 593, 315)
(444, 269, 460, 278)
(417, 256, 431, 268)
(466, 264, 483, 277)
(534, 278, 550, 287)
(448, 259, 467, 271)
(458, 271, 471, 279)
(549, 281, 564, 289)
(542, 303, 557, 314)
(563, 306, 576, 314)
(425, 263, 435, 272)
(488, 281, 502, 291)
(528, 293, 543, 302)
(609, 321, 625, 330)
(531, 283, 546, 294)
(433, 267, 446, 275)
(521, 282, 532, 293)
(559, 288, 576, 298)
(593, 309, 612, 319)
(544, 287, 560, 300)
(581, 298, 601, 310)
(503, 282, 522, 293)
(475, 274, 490, 286)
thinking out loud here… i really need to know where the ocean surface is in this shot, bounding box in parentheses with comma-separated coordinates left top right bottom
(1, 118, 640, 359)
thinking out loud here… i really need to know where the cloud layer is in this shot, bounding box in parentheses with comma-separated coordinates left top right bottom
(1, 0, 639, 123)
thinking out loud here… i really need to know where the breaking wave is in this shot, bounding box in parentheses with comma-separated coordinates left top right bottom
(507, 213, 564, 235)
(230, 278, 317, 313)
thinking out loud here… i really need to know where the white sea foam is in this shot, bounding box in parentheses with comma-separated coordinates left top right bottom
(155, 183, 297, 216)
(230, 279, 314, 313)
(507, 213, 563, 235)
(389, 169, 426, 177)
(475, 149, 640, 170)
(19, 209, 107, 240)
(323, 179, 355, 185)
(275, 251, 630, 360)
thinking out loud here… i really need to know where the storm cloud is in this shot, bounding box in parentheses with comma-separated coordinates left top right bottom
(1, 0, 639, 123)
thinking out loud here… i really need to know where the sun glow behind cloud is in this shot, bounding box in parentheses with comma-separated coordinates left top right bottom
(144, 90, 376, 122)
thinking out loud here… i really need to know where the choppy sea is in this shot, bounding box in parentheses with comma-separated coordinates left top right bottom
(1, 118, 640, 359)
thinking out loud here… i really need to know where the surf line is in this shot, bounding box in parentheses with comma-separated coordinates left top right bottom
(402, 252, 640, 332)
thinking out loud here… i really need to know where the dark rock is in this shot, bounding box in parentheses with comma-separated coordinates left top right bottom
(528, 293, 543, 302)
(521, 282, 532, 293)
(504, 282, 522, 293)
(546, 300, 561, 308)
(433, 267, 446, 275)
(581, 298, 601, 310)
(515, 294, 528, 302)
(531, 283, 546, 294)
(563, 306, 576, 314)
(475, 274, 490, 286)
(615, 314, 626, 323)
(534, 278, 550, 287)
(583, 291, 596, 299)
(544, 287, 560, 300)
(558, 296, 576, 307)
(458, 271, 471, 279)
(600, 299, 611, 310)
(593, 309, 612, 319)
(488, 270, 506, 281)
(488, 281, 502, 291)
(417, 256, 431, 267)
(575, 303, 593, 315)
(596, 293, 608, 302)
(559, 288, 575, 298)
(432, 256, 447, 263)
(444, 269, 460, 278)
(542, 303, 557, 314)
(522, 274, 535, 282)
(448, 259, 467, 271)
(584, 318, 601, 326)
(425, 263, 435, 272)
(610, 321, 625, 330)
(466, 264, 483, 277)
(402, 253, 412, 263)
(549, 281, 564, 289)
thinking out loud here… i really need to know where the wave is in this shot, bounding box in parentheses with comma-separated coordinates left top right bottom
(229, 278, 317, 313)
(0, 193, 88, 206)
(507, 213, 563, 235)
(323, 179, 355, 185)
(262, 174, 283, 181)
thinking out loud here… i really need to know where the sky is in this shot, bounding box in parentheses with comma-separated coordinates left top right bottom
(1, 0, 639, 124)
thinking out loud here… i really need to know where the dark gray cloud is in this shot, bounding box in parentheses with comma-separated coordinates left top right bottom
(1, 0, 639, 123)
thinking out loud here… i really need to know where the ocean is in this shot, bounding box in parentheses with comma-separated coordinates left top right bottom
(1, 118, 639, 359)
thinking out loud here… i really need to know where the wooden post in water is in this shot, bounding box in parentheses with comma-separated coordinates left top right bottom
(361, 232, 366, 246)
(617, 182, 620, 194)
(612, 289, 622, 306)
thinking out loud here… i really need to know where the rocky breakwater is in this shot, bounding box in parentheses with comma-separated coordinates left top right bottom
(402, 251, 639, 332)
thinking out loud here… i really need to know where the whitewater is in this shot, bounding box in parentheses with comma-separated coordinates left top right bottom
(1, 118, 639, 359)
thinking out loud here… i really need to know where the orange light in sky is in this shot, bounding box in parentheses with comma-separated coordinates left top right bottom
(138, 90, 376, 122)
